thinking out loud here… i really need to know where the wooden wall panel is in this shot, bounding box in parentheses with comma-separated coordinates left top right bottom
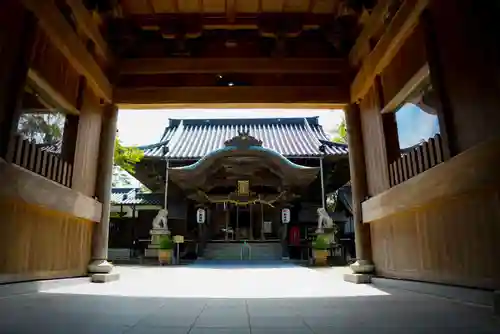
(0, 197, 93, 283)
(371, 190, 500, 290)
(72, 87, 102, 197)
(426, 0, 500, 153)
(380, 23, 427, 106)
(30, 26, 80, 110)
(0, 158, 102, 222)
(359, 86, 390, 196)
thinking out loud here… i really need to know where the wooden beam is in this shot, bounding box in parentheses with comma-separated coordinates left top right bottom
(65, 0, 108, 58)
(350, 0, 429, 103)
(21, 0, 112, 102)
(120, 58, 349, 75)
(0, 158, 102, 222)
(27, 69, 80, 115)
(380, 64, 429, 114)
(114, 86, 349, 107)
(362, 135, 500, 222)
(349, 0, 392, 67)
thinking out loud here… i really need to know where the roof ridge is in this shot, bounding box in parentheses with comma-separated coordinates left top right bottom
(138, 116, 349, 159)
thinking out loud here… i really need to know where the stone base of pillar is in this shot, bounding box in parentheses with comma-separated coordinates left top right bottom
(350, 259, 375, 274)
(344, 273, 372, 284)
(344, 259, 374, 284)
(494, 290, 499, 317)
(91, 272, 120, 283)
(88, 259, 113, 274)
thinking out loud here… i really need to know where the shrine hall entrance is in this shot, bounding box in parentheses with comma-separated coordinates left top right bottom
(209, 203, 280, 242)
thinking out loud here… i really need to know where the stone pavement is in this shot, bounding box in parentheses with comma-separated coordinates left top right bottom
(0, 263, 499, 333)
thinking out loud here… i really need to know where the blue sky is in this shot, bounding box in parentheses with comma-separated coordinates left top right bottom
(117, 108, 345, 147)
(396, 103, 440, 149)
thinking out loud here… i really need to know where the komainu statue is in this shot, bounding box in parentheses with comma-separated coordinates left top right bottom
(316, 207, 334, 234)
(152, 209, 169, 232)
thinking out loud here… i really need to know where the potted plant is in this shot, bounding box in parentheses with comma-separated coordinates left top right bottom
(312, 235, 330, 266)
(158, 235, 174, 265)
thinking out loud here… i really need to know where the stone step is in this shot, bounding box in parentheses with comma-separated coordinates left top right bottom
(204, 242, 283, 261)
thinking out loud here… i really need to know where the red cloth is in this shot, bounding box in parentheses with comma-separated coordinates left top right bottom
(289, 226, 300, 246)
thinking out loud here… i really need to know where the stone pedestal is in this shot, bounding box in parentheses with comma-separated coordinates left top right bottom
(146, 228, 170, 258)
(91, 272, 120, 283)
(344, 273, 372, 284)
(88, 259, 113, 274)
(494, 290, 499, 316)
(350, 259, 375, 273)
(344, 260, 375, 284)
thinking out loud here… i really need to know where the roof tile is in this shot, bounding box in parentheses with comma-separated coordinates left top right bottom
(140, 117, 347, 159)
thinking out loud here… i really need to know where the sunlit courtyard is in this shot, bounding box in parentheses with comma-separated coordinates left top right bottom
(1, 264, 499, 334)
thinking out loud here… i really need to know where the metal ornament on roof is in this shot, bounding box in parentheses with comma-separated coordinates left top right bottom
(224, 130, 262, 148)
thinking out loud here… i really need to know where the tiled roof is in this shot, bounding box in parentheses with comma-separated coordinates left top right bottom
(139, 117, 348, 159)
(111, 188, 163, 206)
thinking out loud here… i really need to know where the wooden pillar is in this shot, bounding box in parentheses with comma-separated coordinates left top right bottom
(344, 104, 374, 277)
(249, 205, 254, 240)
(72, 86, 103, 196)
(236, 206, 240, 240)
(60, 114, 79, 164)
(0, 3, 36, 160)
(260, 203, 265, 240)
(225, 207, 229, 241)
(88, 104, 118, 276)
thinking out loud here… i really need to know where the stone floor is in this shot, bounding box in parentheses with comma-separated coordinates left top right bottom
(0, 263, 499, 333)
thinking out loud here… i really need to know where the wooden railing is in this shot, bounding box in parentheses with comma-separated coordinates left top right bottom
(389, 134, 444, 187)
(9, 134, 73, 188)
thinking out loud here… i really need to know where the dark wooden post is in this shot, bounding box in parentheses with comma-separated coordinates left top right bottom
(0, 4, 36, 160)
(61, 114, 80, 164)
(88, 104, 119, 281)
(344, 104, 374, 283)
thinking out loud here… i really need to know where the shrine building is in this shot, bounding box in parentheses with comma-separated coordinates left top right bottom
(110, 116, 350, 261)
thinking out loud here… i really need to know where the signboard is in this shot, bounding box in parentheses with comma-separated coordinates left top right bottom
(196, 208, 206, 224)
(281, 208, 291, 224)
(173, 235, 184, 243)
(237, 180, 249, 195)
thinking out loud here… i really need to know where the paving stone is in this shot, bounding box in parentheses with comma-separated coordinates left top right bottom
(0, 265, 499, 334)
(251, 328, 313, 334)
(190, 328, 250, 334)
(136, 315, 198, 328)
(194, 314, 249, 328)
(124, 326, 190, 334)
(250, 315, 306, 328)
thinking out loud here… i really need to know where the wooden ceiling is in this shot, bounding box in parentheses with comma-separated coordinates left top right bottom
(79, 0, 376, 106)
(121, 0, 347, 15)
(103, 0, 375, 57)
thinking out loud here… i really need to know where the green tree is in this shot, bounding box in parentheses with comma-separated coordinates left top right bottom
(332, 118, 347, 144)
(18, 112, 65, 144)
(114, 137, 144, 174)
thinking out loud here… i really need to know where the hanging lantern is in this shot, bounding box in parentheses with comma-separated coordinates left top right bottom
(281, 208, 291, 224)
(196, 208, 206, 224)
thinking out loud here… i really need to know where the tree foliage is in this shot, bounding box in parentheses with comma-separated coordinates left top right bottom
(18, 112, 144, 187)
(114, 137, 144, 174)
(18, 112, 65, 144)
(332, 118, 347, 144)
